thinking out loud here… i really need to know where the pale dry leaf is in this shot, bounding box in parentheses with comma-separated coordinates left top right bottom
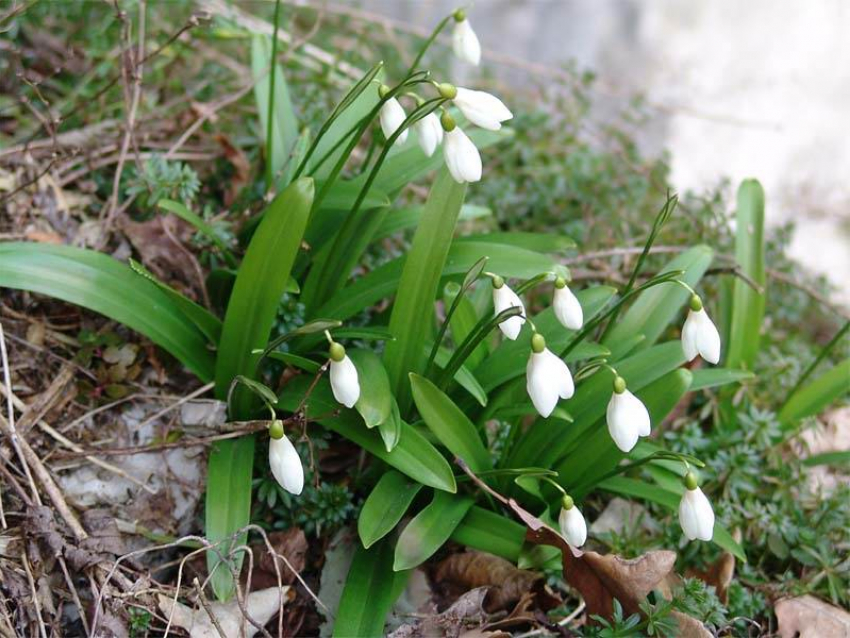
(435, 551, 541, 612)
(670, 611, 713, 637)
(775, 595, 850, 638)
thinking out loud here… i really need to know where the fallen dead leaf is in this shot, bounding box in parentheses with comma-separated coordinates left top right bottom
(435, 551, 542, 612)
(670, 611, 713, 637)
(775, 595, 850, 638)
(120, 215, 197, 286)
(24, 228, 63, 244)
(687, 549, 735, 603)
(389, 588, 489, 638)
(247, 528, 308, 590)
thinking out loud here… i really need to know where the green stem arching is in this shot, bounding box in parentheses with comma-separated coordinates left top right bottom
(405, 14, 453, 77)
(571, 450, 704, 494)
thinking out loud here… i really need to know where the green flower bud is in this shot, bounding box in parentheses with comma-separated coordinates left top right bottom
(437, 82, 458, 100)
(613, 375, 627, 394)
(561, 494, 574, 510)
(554, 276, 566, 289)
(491, 274, 504, 289)
(440, 110, 456, 132)
(329, 341, 346, 362)
(268, 419, 284, 440)
(453, 8, 466, 22)
(689, 294, 703, 312)
(378, 84, 391, 99)
(531, 332, 546, 354)
(684, 471, 699, 491)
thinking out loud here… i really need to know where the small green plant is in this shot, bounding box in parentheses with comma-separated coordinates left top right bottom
(125, 154, 200, 209)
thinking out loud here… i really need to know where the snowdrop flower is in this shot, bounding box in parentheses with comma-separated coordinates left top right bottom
(453, 87, 512, 131)
(681, 294, 721, 364)
(606, 376, 651, 453)
(553, 276, 583, 330)
(558, 494, 587, 548)
(329, 341, 360, 408)
(527, 333, 575, 418)
(268, 421, 303, 495)
(678, 472, 715, 541)
(451, 10, 481, 66)
(441, 112, 481, 183)
(378, 86, 408, 146)
(414, 112, 443, 157)
(491, 275, 525, 340)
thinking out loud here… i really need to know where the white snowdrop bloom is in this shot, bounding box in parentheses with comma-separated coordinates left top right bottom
(526, 334, 575, 418)
(443, 125, 482, 183)
(678, 473, 715, 541)
(553, 277, 583, 330)
(268, 430, 304, 496)
(491, 277, 526, 340)
(329, 343, 360, 408)
(606, 376, 651, 452)
(453, 87, 513, 131)
(681, 295, 721, 364)
(379, 97, 408, 145)
(558, 496, 587, 548)
(415, 112, 443, 157)
(452, 15, 481, 65)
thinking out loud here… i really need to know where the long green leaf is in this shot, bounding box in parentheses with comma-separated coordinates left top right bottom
(393, 491, 473, 571)
(383, 169, 467, 410)
(358, 471, 422, 549)
(449, 506, 525, 562)
(334, 538, 399, 638)
(725, 180, 766, 370)
(348, 349, 393, 429)
(0, 243, 214, 381)
(779, 359, 850, 426)
(410, 374, 491, 472)
(374, 204, 491, 242)
(690, 367, 755, 391)
(457, 232, 575, 253)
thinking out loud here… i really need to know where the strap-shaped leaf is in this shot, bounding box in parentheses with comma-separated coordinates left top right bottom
(348, 349, 393, 429)
(449, 506, 525, 562)
(393, 490, 474, 571)
(690, 368, 755, 391)
(779, 359, 850, 426)
(358, 471, 422, 549)
(0, 243, 214, 381)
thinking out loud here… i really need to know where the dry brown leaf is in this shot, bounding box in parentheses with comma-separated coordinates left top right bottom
(120, 215, 197, 284)
(687, 550, 735, 603)
(670, 611, 713, 637)
(435, 551, 542, 612)
(216, 134, 251, 206)
(775, 595, 850, 638)
(246, 528, 308, 590)
(389, 588, 489, 638)
(24, 228, 63, 244)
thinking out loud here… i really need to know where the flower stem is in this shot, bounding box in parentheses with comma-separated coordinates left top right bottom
(265, 0, 283, 192)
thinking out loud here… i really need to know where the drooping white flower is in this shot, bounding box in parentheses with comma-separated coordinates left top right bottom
(329, 342, 360, 408)
(527, 334, 574, 418)
(269, 432, 304, 496)
(681, 295, 721, 364)
(558, 495, 587, 548)
(678, 473, 715, 541)
(553, 277, 583, 330)
(443, 125, 481, 183)
(379, 97, 408, 146)
(492, 277, 526, 340)
(414, 112, 443, 157)
(606, 376, 651, 452)
(452, 15, 481, 66)
(453, 87, 513, 131)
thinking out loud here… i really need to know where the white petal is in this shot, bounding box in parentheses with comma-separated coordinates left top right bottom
(379, 98, 408, 145)
(443, 127, 482, 183)
(678, 487, 715, 541)
(414, 113, 443, 157)
(606, 392, 640, 452)
(452, 19, 481, 65)
(558, 506, 587, 548)
(330, 355, 360, 408)
(681, 310, 700, 362)
(453, 87, 513, 131)
(622, 389, 651, 437)
(695, 309, 721, 364)
(527, 349, 573, 417)
(492, 284, 526, 340)
(542, 348, 574, 400)
(553, 285, 583, 330)
(269, 435, 304, 495)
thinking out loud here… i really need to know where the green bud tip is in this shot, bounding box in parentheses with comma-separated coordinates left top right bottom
(378, 84, 391, 99)
(684, 472, 699, 491)
(689, 294, 703, 312)
(437, 82, 458, 100)
(562, 494, 574, 510)
(329, 341, 346, 362)
(531, 332, 546, 353)
(440, 110, 456, 132)
(613, 375, 627, 394)
(491, 274, 504, 289)
(453, 8, 466, 22)
(268, 419, 284, 440)
(554, 276, 566, 289)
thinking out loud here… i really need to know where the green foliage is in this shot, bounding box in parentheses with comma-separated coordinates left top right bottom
(125, 155, 200, 209)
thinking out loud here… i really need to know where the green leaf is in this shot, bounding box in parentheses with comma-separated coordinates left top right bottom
(430, 344, 488, 407)
(348, 349, 393, 428)
(278, 377, 456, 492)
(449, 506, 525, 562)
(383, 169, 467, 410)
(379, 398, 403, 452)
(334, 538, 399, 638)
(358, 471, 422, 548)
(252, 35, 298, 184)
(448, 289, 487, 369)
(689, 368, 755, 391)
(128, 258, 222, 345)
(779, 359, 850, 426)
(457, 232, 575, 253)
(599, 475, 746, 562)
(0, 243, 214, 381)
(205, 437, 255, 600)
(410, 374, 491, 473)
(393, 491, 474, 571)
(157, 199, 236, 268)
(603, 246, 714, 357)
(231, 375, 278, 408)
(802, 451, 850, 467)
(725, 180, 766, 370)
(374, 204, 491, 242)
(267, 351, 320, 373)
